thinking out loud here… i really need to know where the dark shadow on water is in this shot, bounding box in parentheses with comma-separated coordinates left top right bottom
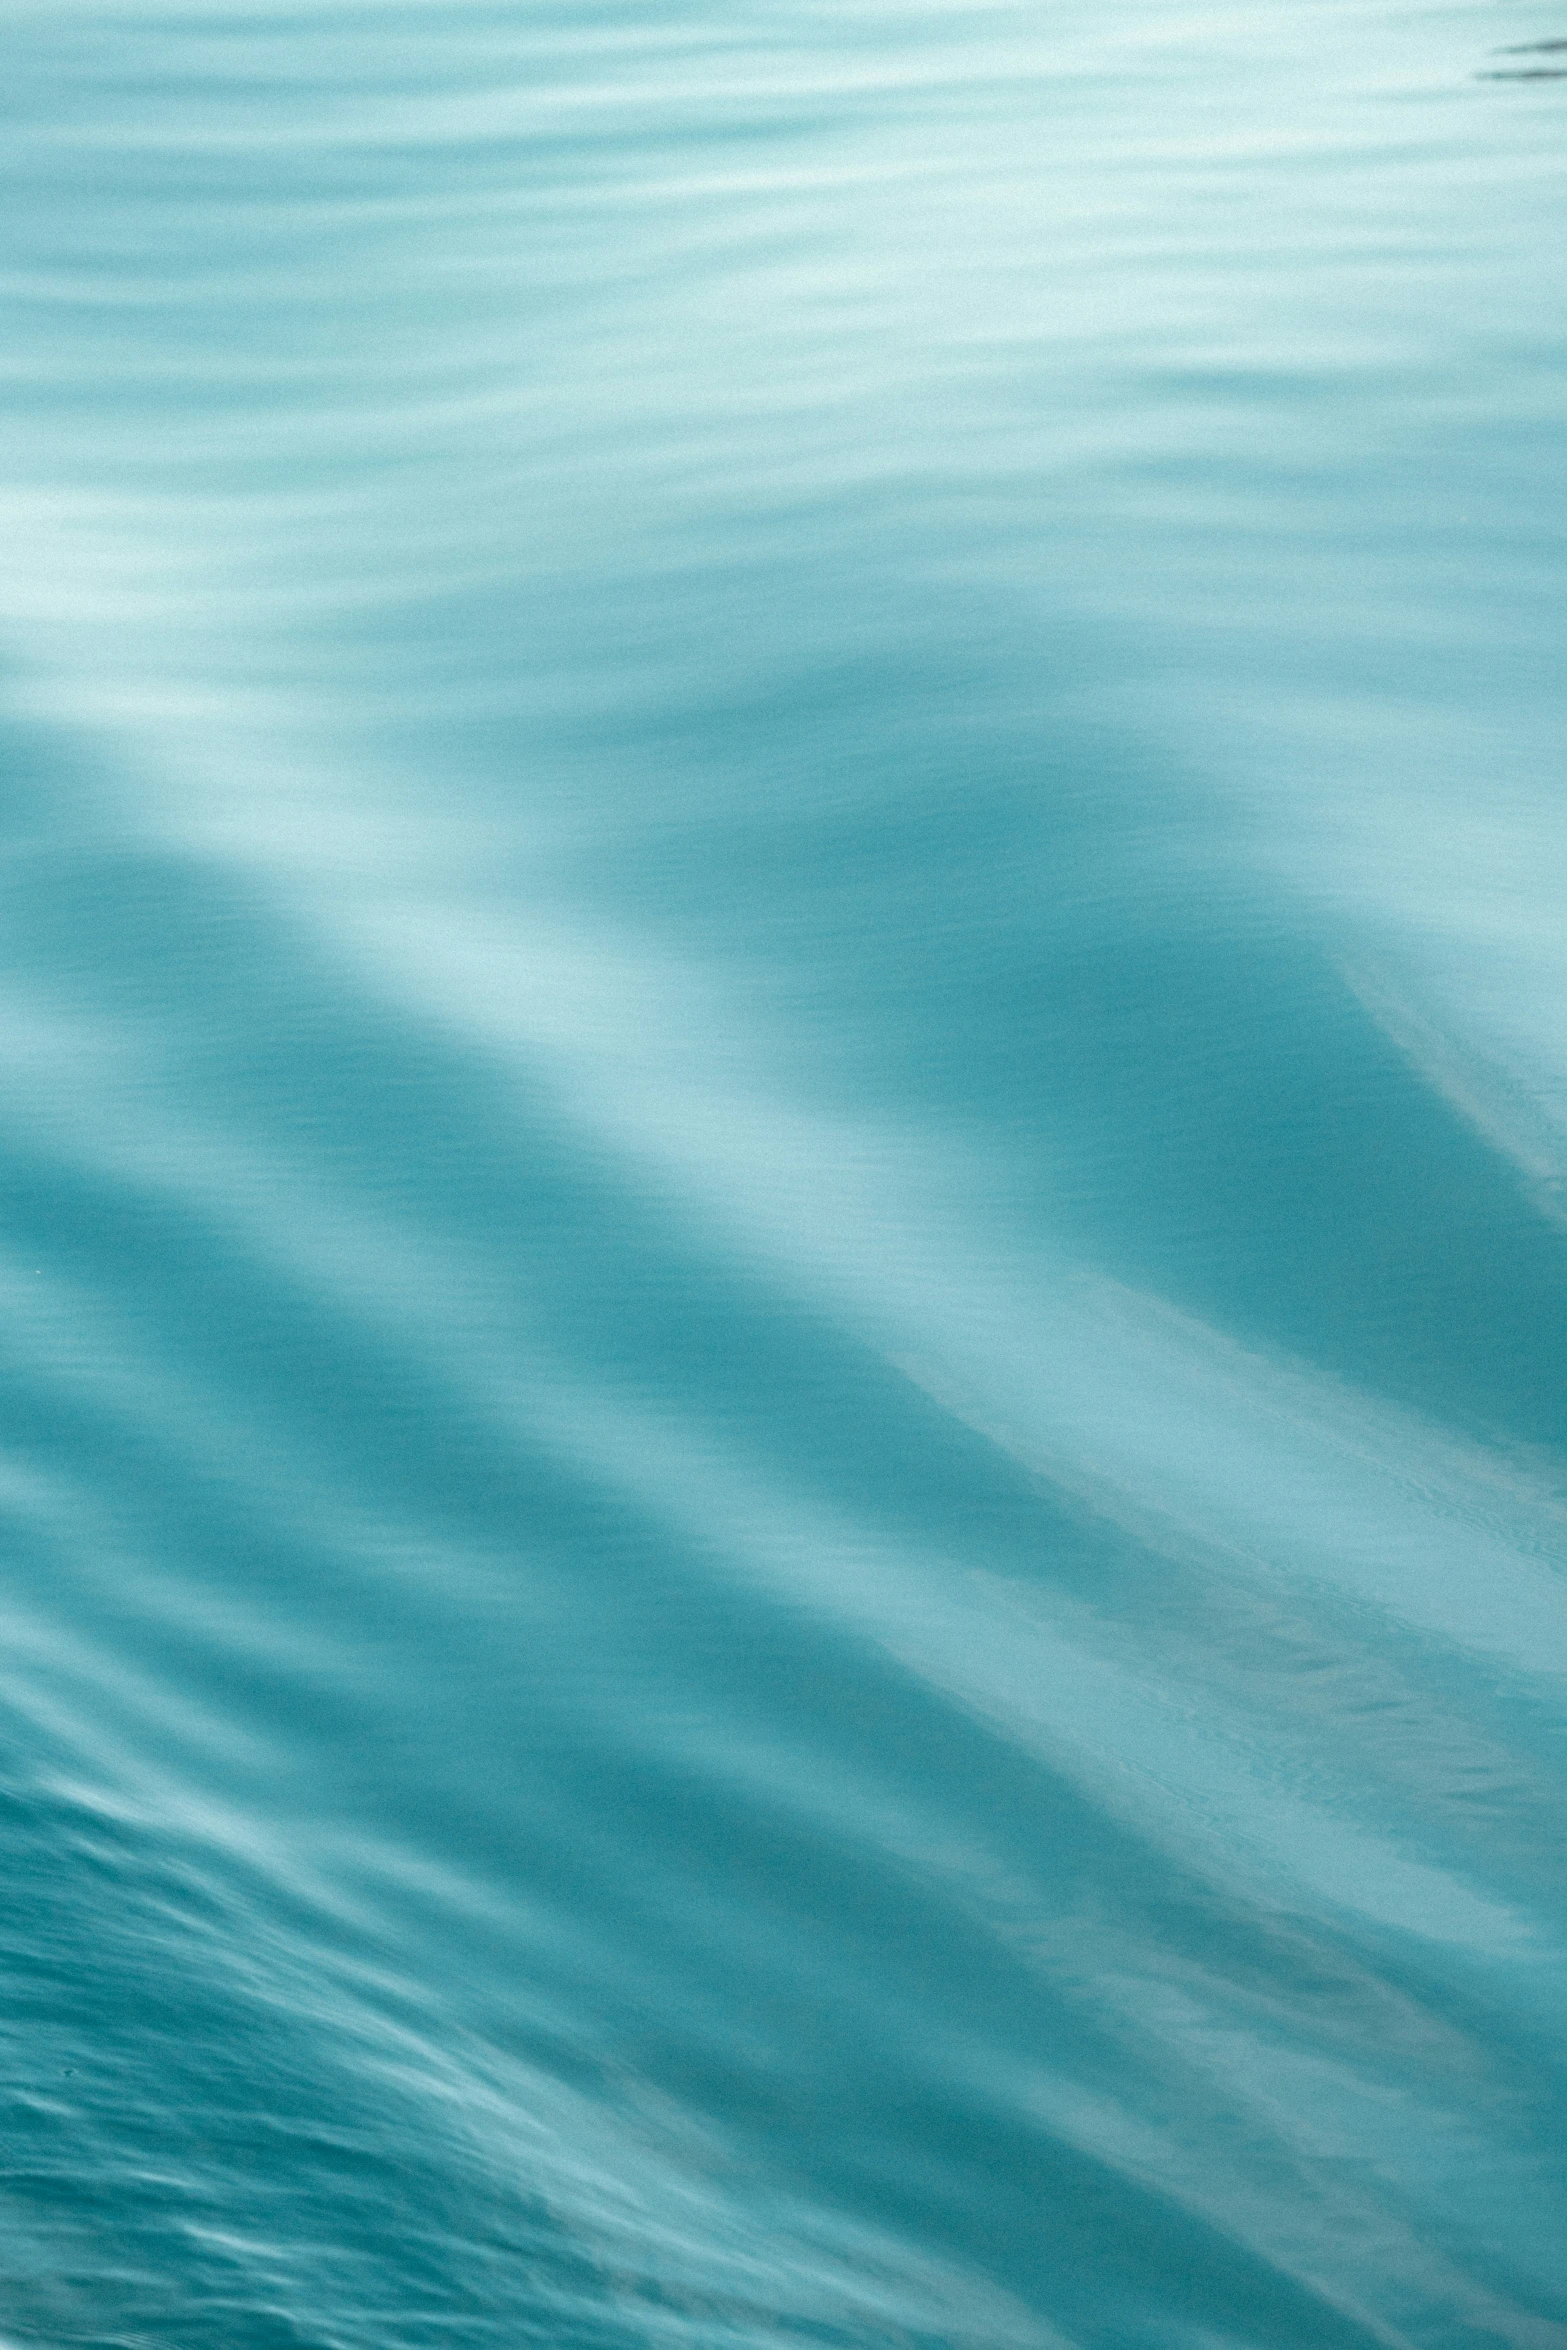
(1480, 34, 1567, 75)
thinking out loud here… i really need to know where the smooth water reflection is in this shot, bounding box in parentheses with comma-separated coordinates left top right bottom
(1, 2, 1566, 2345)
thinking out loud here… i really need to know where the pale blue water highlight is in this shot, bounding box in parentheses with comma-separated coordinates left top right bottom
(2, 2, 1567, 2343)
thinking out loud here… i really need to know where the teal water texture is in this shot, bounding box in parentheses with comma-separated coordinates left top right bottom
(2, 2, 1566, 2344)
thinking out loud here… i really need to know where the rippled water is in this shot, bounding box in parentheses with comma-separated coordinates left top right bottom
(3, 3, 1567, 2343)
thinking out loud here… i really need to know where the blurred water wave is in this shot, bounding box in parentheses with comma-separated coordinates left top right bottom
(1, 2, 1566, 2345)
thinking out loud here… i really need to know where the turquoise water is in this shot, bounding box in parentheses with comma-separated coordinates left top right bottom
(3, 2, 1567, 2342)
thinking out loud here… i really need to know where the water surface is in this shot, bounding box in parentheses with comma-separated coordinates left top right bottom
(2, 3, 1566, 2344)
